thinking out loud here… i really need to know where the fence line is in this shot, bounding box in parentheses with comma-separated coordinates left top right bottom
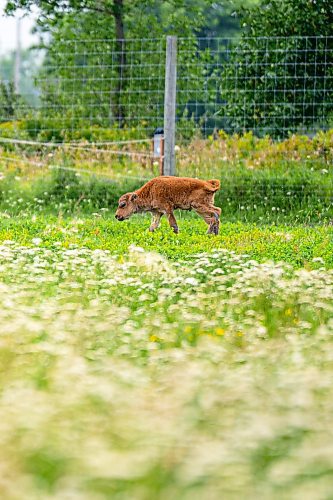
(0, 137, 151, 147)
(0, 154, 152, 182)
(0, 136, 155, 161)
(1, 154, 331, 199)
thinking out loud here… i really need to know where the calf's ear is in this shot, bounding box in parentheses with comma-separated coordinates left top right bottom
(130, 193, 138, 201)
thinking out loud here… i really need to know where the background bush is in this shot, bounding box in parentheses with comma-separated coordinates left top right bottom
(221, 0, 333, 137)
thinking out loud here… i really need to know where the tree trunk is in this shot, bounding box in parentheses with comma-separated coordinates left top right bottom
(113, 0, 126, 127)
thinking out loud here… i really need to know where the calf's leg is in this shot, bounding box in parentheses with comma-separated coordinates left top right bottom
(193, 205, 221, 235)
(149, 212, 163, 232)
(166, 210, 179, 234)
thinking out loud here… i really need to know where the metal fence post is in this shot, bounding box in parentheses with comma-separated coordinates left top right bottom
(163, 36, 177, 176)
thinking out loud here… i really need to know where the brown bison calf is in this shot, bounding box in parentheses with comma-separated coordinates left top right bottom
(115, 176, 221, 235)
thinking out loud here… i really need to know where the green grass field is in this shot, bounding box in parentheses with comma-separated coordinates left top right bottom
(0, 214, 333, 267)
(0, 211, 333, 499)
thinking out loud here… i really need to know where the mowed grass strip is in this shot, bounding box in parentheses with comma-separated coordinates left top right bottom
(0, 213, 332, 268)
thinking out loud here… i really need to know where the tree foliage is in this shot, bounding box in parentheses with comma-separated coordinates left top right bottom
(5, 0, 332, 138)
(6, 0, 217, 133)
(221, 0, 333, 136)
(0, 82, 22, 122)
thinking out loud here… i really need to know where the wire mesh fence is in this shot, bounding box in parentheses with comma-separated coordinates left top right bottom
(0, 38, 167, 142)
(37, 38, 167, 139)
(177, 36, 333, 138)
(0, 35, 332, 140)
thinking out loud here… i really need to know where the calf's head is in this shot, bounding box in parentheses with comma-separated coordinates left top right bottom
(115, 192, 138, 221)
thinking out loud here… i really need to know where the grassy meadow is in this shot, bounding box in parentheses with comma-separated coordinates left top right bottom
(0, 131, 332, 498)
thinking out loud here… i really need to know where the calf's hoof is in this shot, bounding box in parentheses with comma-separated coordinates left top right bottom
(149, 226, 156, 232)
(172, 225, 179, 234)
(207, 222, 219, 235)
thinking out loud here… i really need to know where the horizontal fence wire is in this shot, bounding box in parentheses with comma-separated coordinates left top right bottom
(0, 154, 152, 181)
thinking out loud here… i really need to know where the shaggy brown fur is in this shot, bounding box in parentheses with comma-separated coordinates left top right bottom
(115, 176, 221, 234)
